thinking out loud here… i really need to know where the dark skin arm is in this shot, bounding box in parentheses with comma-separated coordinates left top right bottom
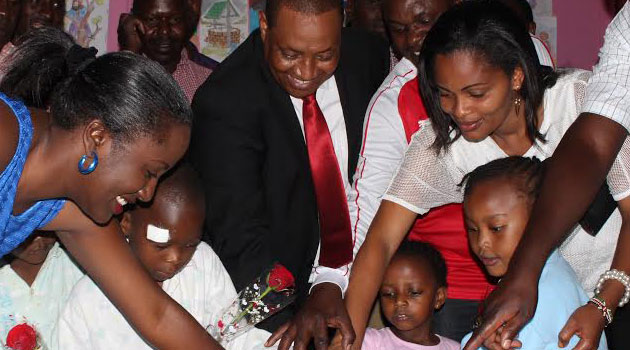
(44, 202, 223, 350)
(464, 113, 628, 350)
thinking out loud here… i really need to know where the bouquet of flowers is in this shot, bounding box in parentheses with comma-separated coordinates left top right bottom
(208, 263, 296, 344)
(3, 323, 43, 350)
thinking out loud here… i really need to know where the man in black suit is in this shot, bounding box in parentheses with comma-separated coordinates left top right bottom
(190, 0, 389, 348)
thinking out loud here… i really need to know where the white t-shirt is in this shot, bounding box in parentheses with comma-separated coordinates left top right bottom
(54, 242, 270, 350)
(0, 243, 83, 349)
(384, 69, 630, 294)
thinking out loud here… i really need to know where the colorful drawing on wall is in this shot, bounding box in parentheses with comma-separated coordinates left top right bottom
(197, 0, 250, 62)
(64, 0, 109, 54)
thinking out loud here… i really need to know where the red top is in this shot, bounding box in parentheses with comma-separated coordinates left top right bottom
(398, 77, 493, 300)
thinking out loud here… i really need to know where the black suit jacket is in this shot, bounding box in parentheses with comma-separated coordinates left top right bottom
(190, 28, 389, 331)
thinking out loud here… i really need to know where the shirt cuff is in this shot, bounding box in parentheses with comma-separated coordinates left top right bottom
(309, 266, 349, 296)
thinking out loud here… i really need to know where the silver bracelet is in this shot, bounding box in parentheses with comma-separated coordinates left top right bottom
(595, 269, 630, 307)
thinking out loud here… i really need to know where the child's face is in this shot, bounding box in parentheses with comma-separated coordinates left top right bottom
(122, 201, 203, 282)
(464, 178, 530, 277)
(380, 255, 446, 338)
(10, 232, 56, 265)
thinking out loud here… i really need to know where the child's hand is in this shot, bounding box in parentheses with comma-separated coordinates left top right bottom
(558, 303, 605, 350)
(484, 325, 522, 350)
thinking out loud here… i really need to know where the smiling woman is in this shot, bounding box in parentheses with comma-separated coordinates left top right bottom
(0, 27, 220, 349)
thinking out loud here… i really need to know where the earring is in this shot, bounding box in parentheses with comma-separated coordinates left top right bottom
(514, 95, 522, 115)
(78, 151, 98, 175)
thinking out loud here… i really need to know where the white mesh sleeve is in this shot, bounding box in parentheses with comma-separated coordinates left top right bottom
(573, 70, 591, 112)
(383, 122, 464, 215)
(607, 136, 630, 201)
(566, 69, 630, 202)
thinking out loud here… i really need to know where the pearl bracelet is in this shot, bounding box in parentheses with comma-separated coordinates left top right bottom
(595, 269, 630, 307)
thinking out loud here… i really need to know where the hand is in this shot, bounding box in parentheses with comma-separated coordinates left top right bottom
(483, 325, 522, 350)
(463, 275, 538, 350)
(558, 303, 605, 350)
(265, 283, 355, 350)
(118, 13, 144, 53)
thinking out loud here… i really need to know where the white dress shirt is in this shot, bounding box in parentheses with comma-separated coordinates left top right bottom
(54, 242, 270, 350)
(289, 75, 353, 293)
(582, 1, 630, 130)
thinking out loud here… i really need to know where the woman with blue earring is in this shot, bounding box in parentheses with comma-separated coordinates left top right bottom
(0, 28, 222, 349)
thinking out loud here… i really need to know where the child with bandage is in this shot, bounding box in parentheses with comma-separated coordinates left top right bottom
(54, 164, 270, 350)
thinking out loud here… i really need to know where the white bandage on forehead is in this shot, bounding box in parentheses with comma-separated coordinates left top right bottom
(146, 224, 170, 243)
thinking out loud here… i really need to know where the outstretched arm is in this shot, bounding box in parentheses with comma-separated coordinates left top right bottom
(45, 202, 223, 350)
(464, 113, 628, 350)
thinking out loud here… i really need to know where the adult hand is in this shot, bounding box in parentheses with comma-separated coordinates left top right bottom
(265, 283, 355, 350)
(463, 274, 538, 350)
(558, 303, 605, 350)
(118, 13, 144, 53)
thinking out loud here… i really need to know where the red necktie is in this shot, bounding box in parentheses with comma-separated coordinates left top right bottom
(302, 94, 353, 268)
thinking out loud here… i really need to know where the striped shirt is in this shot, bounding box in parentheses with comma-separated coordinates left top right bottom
(582, 1, 630, 130)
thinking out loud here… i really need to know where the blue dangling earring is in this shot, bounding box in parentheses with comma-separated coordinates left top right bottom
(78, 151, 98, 175)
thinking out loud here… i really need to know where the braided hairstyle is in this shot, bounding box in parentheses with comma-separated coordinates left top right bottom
(461, 156, 546, 204)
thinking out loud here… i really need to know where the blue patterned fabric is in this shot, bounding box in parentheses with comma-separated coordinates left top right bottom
(0, 93, 65, 257)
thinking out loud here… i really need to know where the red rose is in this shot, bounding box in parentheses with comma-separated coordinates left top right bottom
(266, 263, 295, 291)
(6, 324, 37, 350)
